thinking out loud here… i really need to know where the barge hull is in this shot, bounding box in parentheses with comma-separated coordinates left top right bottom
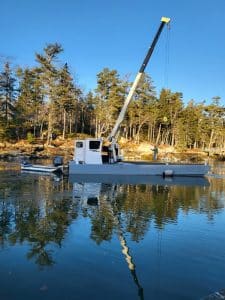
(69, 161, 210, 176)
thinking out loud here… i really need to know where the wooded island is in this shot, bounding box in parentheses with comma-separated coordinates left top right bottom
(0, 43, 224, 155)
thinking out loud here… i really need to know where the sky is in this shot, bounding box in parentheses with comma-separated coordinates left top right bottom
(1, 0, 225, 104)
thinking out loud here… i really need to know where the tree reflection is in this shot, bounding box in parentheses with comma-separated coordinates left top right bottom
(0, 172, 225, 269)
(0, 173, 78, 267)
(82, 181, 225, 244)
(78, 178, 225, 300)
(27, 245, 55, 267)
(0, 201, 13, 247)
(90, 209, 114, 244)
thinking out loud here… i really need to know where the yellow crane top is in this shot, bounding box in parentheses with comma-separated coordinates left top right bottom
(161, 17, 171, 24)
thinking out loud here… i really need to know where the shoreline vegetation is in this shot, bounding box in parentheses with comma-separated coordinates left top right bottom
(0, 44, 224, 163)
(1, 137, 224, 171)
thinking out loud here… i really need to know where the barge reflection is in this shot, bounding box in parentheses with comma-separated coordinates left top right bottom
(70, 175, 210, 300)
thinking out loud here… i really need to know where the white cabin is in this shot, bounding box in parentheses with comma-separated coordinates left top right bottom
(74, 138, 103, 164)
(73, 138, 122, 165)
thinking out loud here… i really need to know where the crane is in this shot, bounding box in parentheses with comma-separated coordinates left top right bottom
(107, 17, 170, 162)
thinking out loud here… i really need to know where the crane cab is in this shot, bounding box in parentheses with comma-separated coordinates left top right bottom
(74, 138, 103, 164)
(73, 138, 122, 164)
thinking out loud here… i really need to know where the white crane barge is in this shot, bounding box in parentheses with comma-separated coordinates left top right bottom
(69, 17, 210, 177)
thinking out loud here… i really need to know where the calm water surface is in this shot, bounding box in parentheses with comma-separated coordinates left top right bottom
(0, 166, 225, 300)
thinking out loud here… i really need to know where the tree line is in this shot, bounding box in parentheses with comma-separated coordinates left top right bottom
(0, 43, 224, 150)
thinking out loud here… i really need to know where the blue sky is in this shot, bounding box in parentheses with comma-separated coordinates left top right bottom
(1, 0, 225, 104)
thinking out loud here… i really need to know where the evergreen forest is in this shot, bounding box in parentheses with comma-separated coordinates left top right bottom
(0, 43, 224, 150)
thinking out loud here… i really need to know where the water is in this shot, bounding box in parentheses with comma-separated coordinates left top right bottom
(0, 167, 225, 299)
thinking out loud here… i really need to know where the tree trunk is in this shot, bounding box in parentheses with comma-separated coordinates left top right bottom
(208, 129, 214, 149)
(62, 109, 66, 140)
(156, 123, 161, 145)
(47, 106, 53, 145)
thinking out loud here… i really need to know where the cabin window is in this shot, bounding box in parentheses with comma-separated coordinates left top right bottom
(76, 141, 83, 148)
(89, 140, 101, 150)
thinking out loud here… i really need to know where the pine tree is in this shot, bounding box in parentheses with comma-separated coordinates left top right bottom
(156, 89, 183, 146)
(16, 67, 44, 138)
(84, 91, 96, 136)
(127, 73, 157, 142)
(0, 62, 17, 139)
(94, 68, 126, 137)
(56, 63, 82, 138)
(204, 97, 225, 149)
(35, 43, 63, 144)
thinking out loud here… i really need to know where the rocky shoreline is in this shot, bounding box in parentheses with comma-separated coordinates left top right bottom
(0, 139, 74, 161)
(0, 138, 213, 167)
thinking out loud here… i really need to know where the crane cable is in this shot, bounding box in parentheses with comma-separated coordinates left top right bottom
(164, 24, 171, 88)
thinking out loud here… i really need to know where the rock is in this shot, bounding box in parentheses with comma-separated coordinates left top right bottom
(33, 145, 44, 152)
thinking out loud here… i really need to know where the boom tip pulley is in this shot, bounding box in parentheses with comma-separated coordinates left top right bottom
(161, 17, 171, 24)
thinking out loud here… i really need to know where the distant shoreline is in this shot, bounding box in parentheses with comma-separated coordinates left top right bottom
(0, 138, 223, 164)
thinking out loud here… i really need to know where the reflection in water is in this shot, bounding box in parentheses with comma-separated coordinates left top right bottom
(0, 172, 224, 267)
(72, 177, 224, 244)
(0, 171, 225, 299)
(71, 177, 224, 300)
(116, 212, 144, 299)
(0, 172, 76, 267)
